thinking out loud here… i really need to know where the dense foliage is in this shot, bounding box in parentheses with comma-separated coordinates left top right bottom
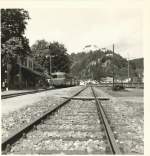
(31, 40, 71, 74)
(1, 9, 31, 88)
(1, 9, 30, 64)
(70, 50, 143, 82)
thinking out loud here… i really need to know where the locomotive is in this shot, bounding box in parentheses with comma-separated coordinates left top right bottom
(50, 72, 79, 88)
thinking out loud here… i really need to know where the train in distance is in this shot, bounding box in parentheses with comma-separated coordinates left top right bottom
(47, 72, 79, 88)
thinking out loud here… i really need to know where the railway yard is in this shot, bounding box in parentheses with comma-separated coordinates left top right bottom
(1, 86, 144, 154)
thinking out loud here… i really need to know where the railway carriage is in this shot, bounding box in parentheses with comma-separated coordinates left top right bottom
(51, 72, 78, 88)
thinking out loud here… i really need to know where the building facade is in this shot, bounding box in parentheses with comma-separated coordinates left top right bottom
(1, 55, 50, 90)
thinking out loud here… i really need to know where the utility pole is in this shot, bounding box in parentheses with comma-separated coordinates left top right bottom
(127, 54, 130, 82)
(113, 44, 115, 87)
(128, 59, 130, 81)
(49, 46, 52, 75)
(49, 55, 52, 75)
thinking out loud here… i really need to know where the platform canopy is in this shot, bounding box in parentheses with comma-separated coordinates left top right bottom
(17, 63, 51, 79)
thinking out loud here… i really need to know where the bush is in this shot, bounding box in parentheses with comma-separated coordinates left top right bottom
(112, 84, 125, 91)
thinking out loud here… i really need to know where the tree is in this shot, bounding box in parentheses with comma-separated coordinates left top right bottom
(1, 9, 30, 43)
(49, 42, 71, 73)
(31, 40, 71, 74)
(1, 36, 30, 61)
(1, 9, 30, 59)
(31, 40, 49, 52)
(31, 40, 49, 72)
(1, 9, 30, 88)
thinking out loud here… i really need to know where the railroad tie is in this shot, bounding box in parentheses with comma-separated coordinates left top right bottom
(62, 96, 110, 100)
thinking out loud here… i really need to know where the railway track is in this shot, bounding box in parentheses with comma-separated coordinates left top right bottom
(1, 86, 79, 99)
(1, 87, 67, 99)
(1, 88, 55, 99)
(2, 86, 121, 154)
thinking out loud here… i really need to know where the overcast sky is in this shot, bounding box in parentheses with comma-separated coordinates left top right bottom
(25, 8, 143, 59)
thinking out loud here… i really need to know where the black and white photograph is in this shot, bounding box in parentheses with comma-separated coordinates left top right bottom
(1, 1, 145, 155)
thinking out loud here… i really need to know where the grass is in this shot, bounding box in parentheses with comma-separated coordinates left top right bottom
(101, 87, 144, 97)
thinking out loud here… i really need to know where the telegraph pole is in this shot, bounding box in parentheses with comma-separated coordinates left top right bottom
(49, 46, 52, 75)
(127, 53, 130, 82)
(113, 44, 115, 87)
(128, 59, 130, 81)
(49, 55, 52, 75)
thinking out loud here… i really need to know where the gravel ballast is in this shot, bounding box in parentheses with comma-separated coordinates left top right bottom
(2, 86, 82, 140)
(2, 86, 143, 154)
(94, 87, 144, 154)
(9, 87, 108, 154)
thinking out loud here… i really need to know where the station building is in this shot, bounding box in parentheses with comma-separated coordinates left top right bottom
(1, 55, 51, 90)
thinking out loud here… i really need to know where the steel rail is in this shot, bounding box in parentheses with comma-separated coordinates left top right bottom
(1, 88, 55, 99)
(91, 86, 121, 154)
(2, 86, 87, 152)
(2, 86, 79, 99)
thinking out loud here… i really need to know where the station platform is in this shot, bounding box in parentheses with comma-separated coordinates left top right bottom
(1, 89, 46, 96)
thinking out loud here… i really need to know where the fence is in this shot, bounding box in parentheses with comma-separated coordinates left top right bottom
(95, 83, 144, 88)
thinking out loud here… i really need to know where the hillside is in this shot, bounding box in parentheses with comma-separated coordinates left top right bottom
(130, 58, 143, 69)
(129, 58, 144, 81)
(70, 50, 143, 82)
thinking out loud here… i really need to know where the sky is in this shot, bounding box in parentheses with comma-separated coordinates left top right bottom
(25, 8, 143, 59)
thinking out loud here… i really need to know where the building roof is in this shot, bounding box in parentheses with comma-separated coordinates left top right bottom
(17, 63, 51, 79)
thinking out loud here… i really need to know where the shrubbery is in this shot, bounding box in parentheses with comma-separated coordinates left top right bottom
(112, 84, 125, 91)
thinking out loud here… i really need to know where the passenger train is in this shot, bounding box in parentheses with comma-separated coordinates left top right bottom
(50, 72, 79, 88)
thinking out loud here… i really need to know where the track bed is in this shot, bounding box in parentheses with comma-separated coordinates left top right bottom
(2, 87, 121, 154)
(8, 88, 109, 154)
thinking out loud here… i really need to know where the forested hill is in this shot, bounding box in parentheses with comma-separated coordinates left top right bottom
(130, 58, 143, 69)
(69, 50, 143, 82)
